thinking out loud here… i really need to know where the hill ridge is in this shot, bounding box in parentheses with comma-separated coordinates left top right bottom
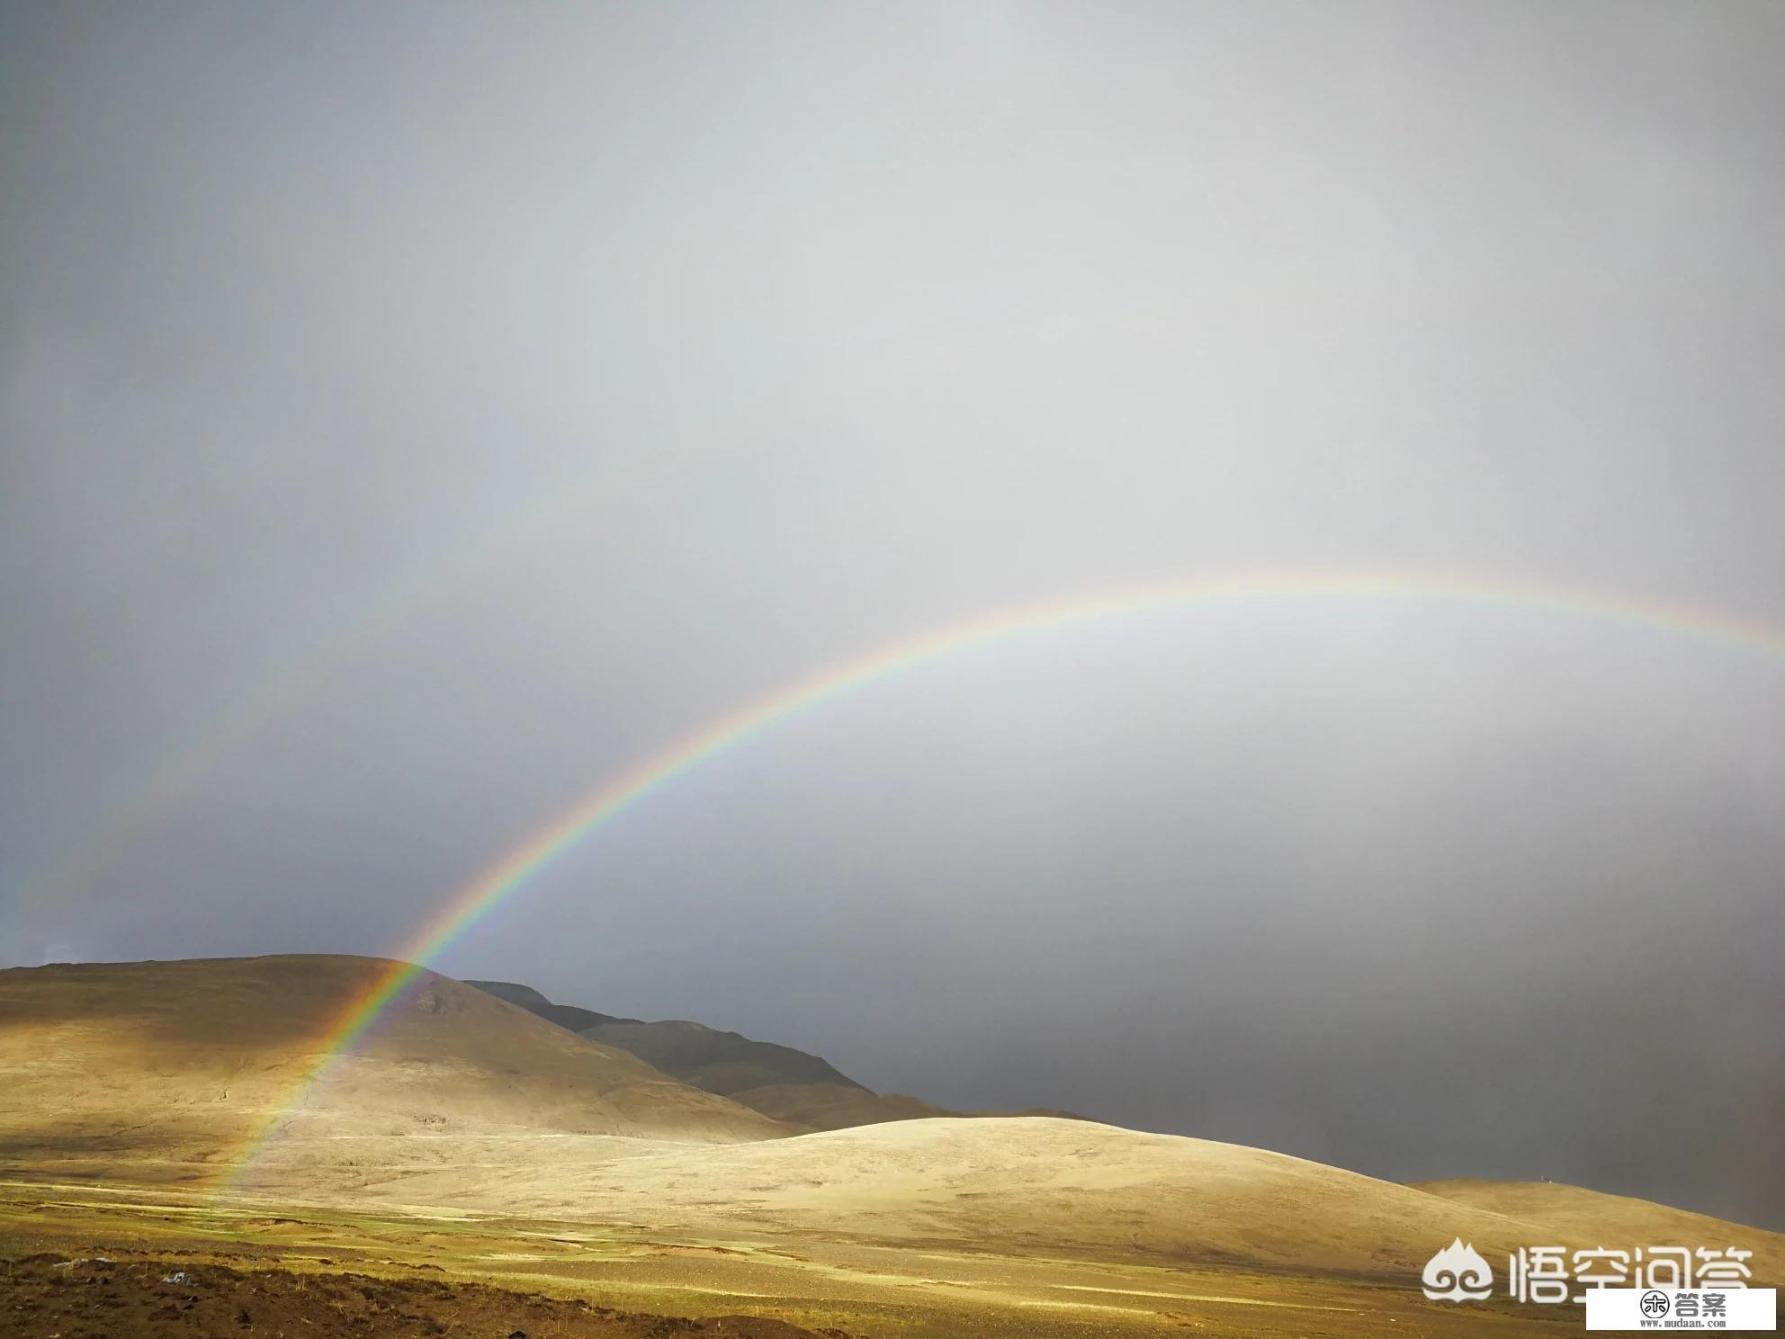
(0, 954, 786, 1189)
(463, 978, 967, 1132)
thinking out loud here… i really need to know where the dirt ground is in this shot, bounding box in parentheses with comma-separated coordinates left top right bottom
(0, 1180, 1605, 1339)
(3, 1252, 853, 1339)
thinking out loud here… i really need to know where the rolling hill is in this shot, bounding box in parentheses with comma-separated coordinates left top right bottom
(1418, 1178, 1781, 1250)
(468, 978, 956, 1131)
(233, 1111, 1785, 1282)
(578, 1017, 865, 1095)
(0, 955, 785, 1187)
(2, 953, 1780, 1334)
(462, 978, 631, 1033)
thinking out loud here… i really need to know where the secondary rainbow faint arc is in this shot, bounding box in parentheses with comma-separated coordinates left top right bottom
(220, 567, 1785, 1189)
(10, 303, 1160, 928)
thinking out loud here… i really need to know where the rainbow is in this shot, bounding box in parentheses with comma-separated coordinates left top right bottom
(218, 567, 1785, 1189)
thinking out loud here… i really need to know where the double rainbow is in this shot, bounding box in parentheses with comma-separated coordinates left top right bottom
(218, 568, 1785, 1188)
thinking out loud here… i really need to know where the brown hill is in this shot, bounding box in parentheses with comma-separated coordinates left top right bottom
(0, 955, 785, 1186)
(466, 979, 958, 1132)
(462, 978, 630, 1033)
(578, 1017, 867, 1094)
(277, 1113, 1785, 1281)
(1417, 1178, 1783, 1247)
(3, 955, 1777, 1323)
(725, 1080, 952, 1131)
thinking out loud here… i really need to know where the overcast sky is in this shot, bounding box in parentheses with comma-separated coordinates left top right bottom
(3, 1, 1781, 1228)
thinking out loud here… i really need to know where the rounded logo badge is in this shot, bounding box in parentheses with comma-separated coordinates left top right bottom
(1421, 1238, 1495, 1302)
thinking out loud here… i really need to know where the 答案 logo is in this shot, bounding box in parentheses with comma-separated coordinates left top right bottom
(1422, 1238, 1495, 1302)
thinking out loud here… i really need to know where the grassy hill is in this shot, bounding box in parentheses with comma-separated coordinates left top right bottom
(2, 955, 1779, 1334)
(234, 1112, 1785, 1282)
(467, 978, 957, 1132)
(578, 1017, 866, 1094)
(0, 955, 785, 1187)
(462, 978, 630, 1033)
(723, 1080, 951, 1131)
(1418, 1177, 1782, 1243)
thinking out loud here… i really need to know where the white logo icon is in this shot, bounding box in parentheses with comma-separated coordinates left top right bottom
(1423, 1238, 1495, 1302)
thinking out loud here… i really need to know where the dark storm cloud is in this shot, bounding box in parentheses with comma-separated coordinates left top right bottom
(3, 2, 1781, 1227)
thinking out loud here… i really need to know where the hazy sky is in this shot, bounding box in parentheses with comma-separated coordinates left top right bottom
(3, 2, 1781, 1228)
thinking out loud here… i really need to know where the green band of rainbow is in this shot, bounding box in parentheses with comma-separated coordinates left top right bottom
(217, 568, 1785, 1190)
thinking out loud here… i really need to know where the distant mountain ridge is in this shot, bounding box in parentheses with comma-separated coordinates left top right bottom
(462, 979, 635, 1034)
(582, 1018, 868, 1094)
(466, 979, 956, 1132)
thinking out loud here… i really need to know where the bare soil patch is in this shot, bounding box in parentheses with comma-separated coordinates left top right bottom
(2, 1253, 854, 1339)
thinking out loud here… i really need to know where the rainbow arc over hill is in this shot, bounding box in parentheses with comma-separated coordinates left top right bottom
(217, 568, 1785, 1188)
